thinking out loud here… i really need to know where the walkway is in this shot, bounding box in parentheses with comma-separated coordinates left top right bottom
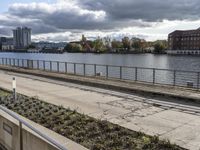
(0, 65, 200, 102)
(0, 69, 200, 150)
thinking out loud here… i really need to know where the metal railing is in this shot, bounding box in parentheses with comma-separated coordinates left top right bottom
(0, 57, 199, 89)
(0, 105, 68, 150)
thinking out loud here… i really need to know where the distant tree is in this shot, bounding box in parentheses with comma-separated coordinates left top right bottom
(64, 43, 83, 52)
(103, 37, 112, 51)
(153, 40, 167, 53)
(154, 43, 165, 53)
(122, 37, 131, 51)
(131, 38, 147, 52)
(93, 38, 106, 52)
(111, 39, 123, 49)
(132, 41, 142, 50)
(81, 35, 92, 52)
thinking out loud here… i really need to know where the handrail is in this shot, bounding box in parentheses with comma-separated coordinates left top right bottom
(0, 57, 199, 89)
(0, 105, 68, 150)
(0, 57, 198, 73)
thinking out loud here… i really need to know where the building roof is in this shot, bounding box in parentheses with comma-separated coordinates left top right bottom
(169, 28, 200, 36)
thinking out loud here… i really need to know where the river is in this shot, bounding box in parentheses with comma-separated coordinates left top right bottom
(0, 52, 200, 71)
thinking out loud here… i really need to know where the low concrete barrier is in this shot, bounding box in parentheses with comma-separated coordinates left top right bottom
(0, 113, 58, 150)
(0, 107, 88, 150)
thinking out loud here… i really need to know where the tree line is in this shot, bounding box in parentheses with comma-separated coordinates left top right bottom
(64, 35, 168, 54)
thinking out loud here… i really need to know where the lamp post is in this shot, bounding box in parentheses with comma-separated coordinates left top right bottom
(13, 77, 16, 100)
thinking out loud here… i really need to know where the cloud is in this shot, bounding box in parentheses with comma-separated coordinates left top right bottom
(8, 1, 108, 30)
(0, 26, 12, 36)
(79, 0, 200, 21)
(1, 0, 200, 41)
(5, 0, 153, 31)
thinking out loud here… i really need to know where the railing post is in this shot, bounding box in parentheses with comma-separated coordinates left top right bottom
(120, 66, 122, 80)
(27, 59, 29, 68)
(6, 58, 8, 65)
(173, 70, 176, 86)
(50, 61, 52, 72)
(22, 59, 24, 67)
(37, 60, 39, 69)
(74, 63, 76, 74)
(153, 68, 156, 84)
(106, 65, 109, 78)
(13, 58, 15, 66)
(19, 121, 23, 150)
(27, 60, 29, 68)
(65, 62, 67, 73)
(57, 62, 59, 72)
(17, 59, 19, 67)
(9, 58, 11, 66)
(83, 64, 86, 76)
(197, 72, 200, 89)
(43, 61, 45, 71)
(30, 60, 34, 69)
(26, 59, 27, 69)
(94, 64, 97, 76)
(135, 67, 138, 81)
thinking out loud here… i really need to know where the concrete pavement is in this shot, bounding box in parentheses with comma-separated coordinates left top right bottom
(0, 70, 200, 149)
(0, 65, 200, 103)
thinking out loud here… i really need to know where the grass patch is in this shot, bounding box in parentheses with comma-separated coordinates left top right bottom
(0, 91, 186, 150)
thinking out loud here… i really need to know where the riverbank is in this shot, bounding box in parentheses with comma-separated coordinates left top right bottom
(0, 50, 157, 54)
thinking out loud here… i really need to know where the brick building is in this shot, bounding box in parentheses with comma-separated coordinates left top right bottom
(167, 28, 200, 54)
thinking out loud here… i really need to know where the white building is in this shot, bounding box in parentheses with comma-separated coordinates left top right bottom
(2, 38, 14, 51)
(32, 41, 67, 50)
(13, 27, 31, 49)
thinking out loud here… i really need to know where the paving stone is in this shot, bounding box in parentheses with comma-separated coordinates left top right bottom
(152, 110, 199, 124)
(129, 115, 183, 136)
(163, 124, 200, 149)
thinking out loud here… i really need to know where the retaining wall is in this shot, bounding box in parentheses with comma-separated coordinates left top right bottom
(0, 112, 57, 150)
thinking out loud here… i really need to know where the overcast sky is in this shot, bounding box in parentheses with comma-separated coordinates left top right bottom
(1, 0, 200, 42)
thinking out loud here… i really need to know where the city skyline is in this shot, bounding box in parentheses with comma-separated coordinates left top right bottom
(1, 0, 200, 42)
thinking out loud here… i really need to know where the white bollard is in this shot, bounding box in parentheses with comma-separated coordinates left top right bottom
(12, 77, 16, 100)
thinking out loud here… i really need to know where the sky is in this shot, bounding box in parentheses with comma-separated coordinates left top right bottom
(1, 0, 200, 42)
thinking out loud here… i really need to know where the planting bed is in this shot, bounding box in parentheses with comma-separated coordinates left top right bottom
(0, 90, 186, 150)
